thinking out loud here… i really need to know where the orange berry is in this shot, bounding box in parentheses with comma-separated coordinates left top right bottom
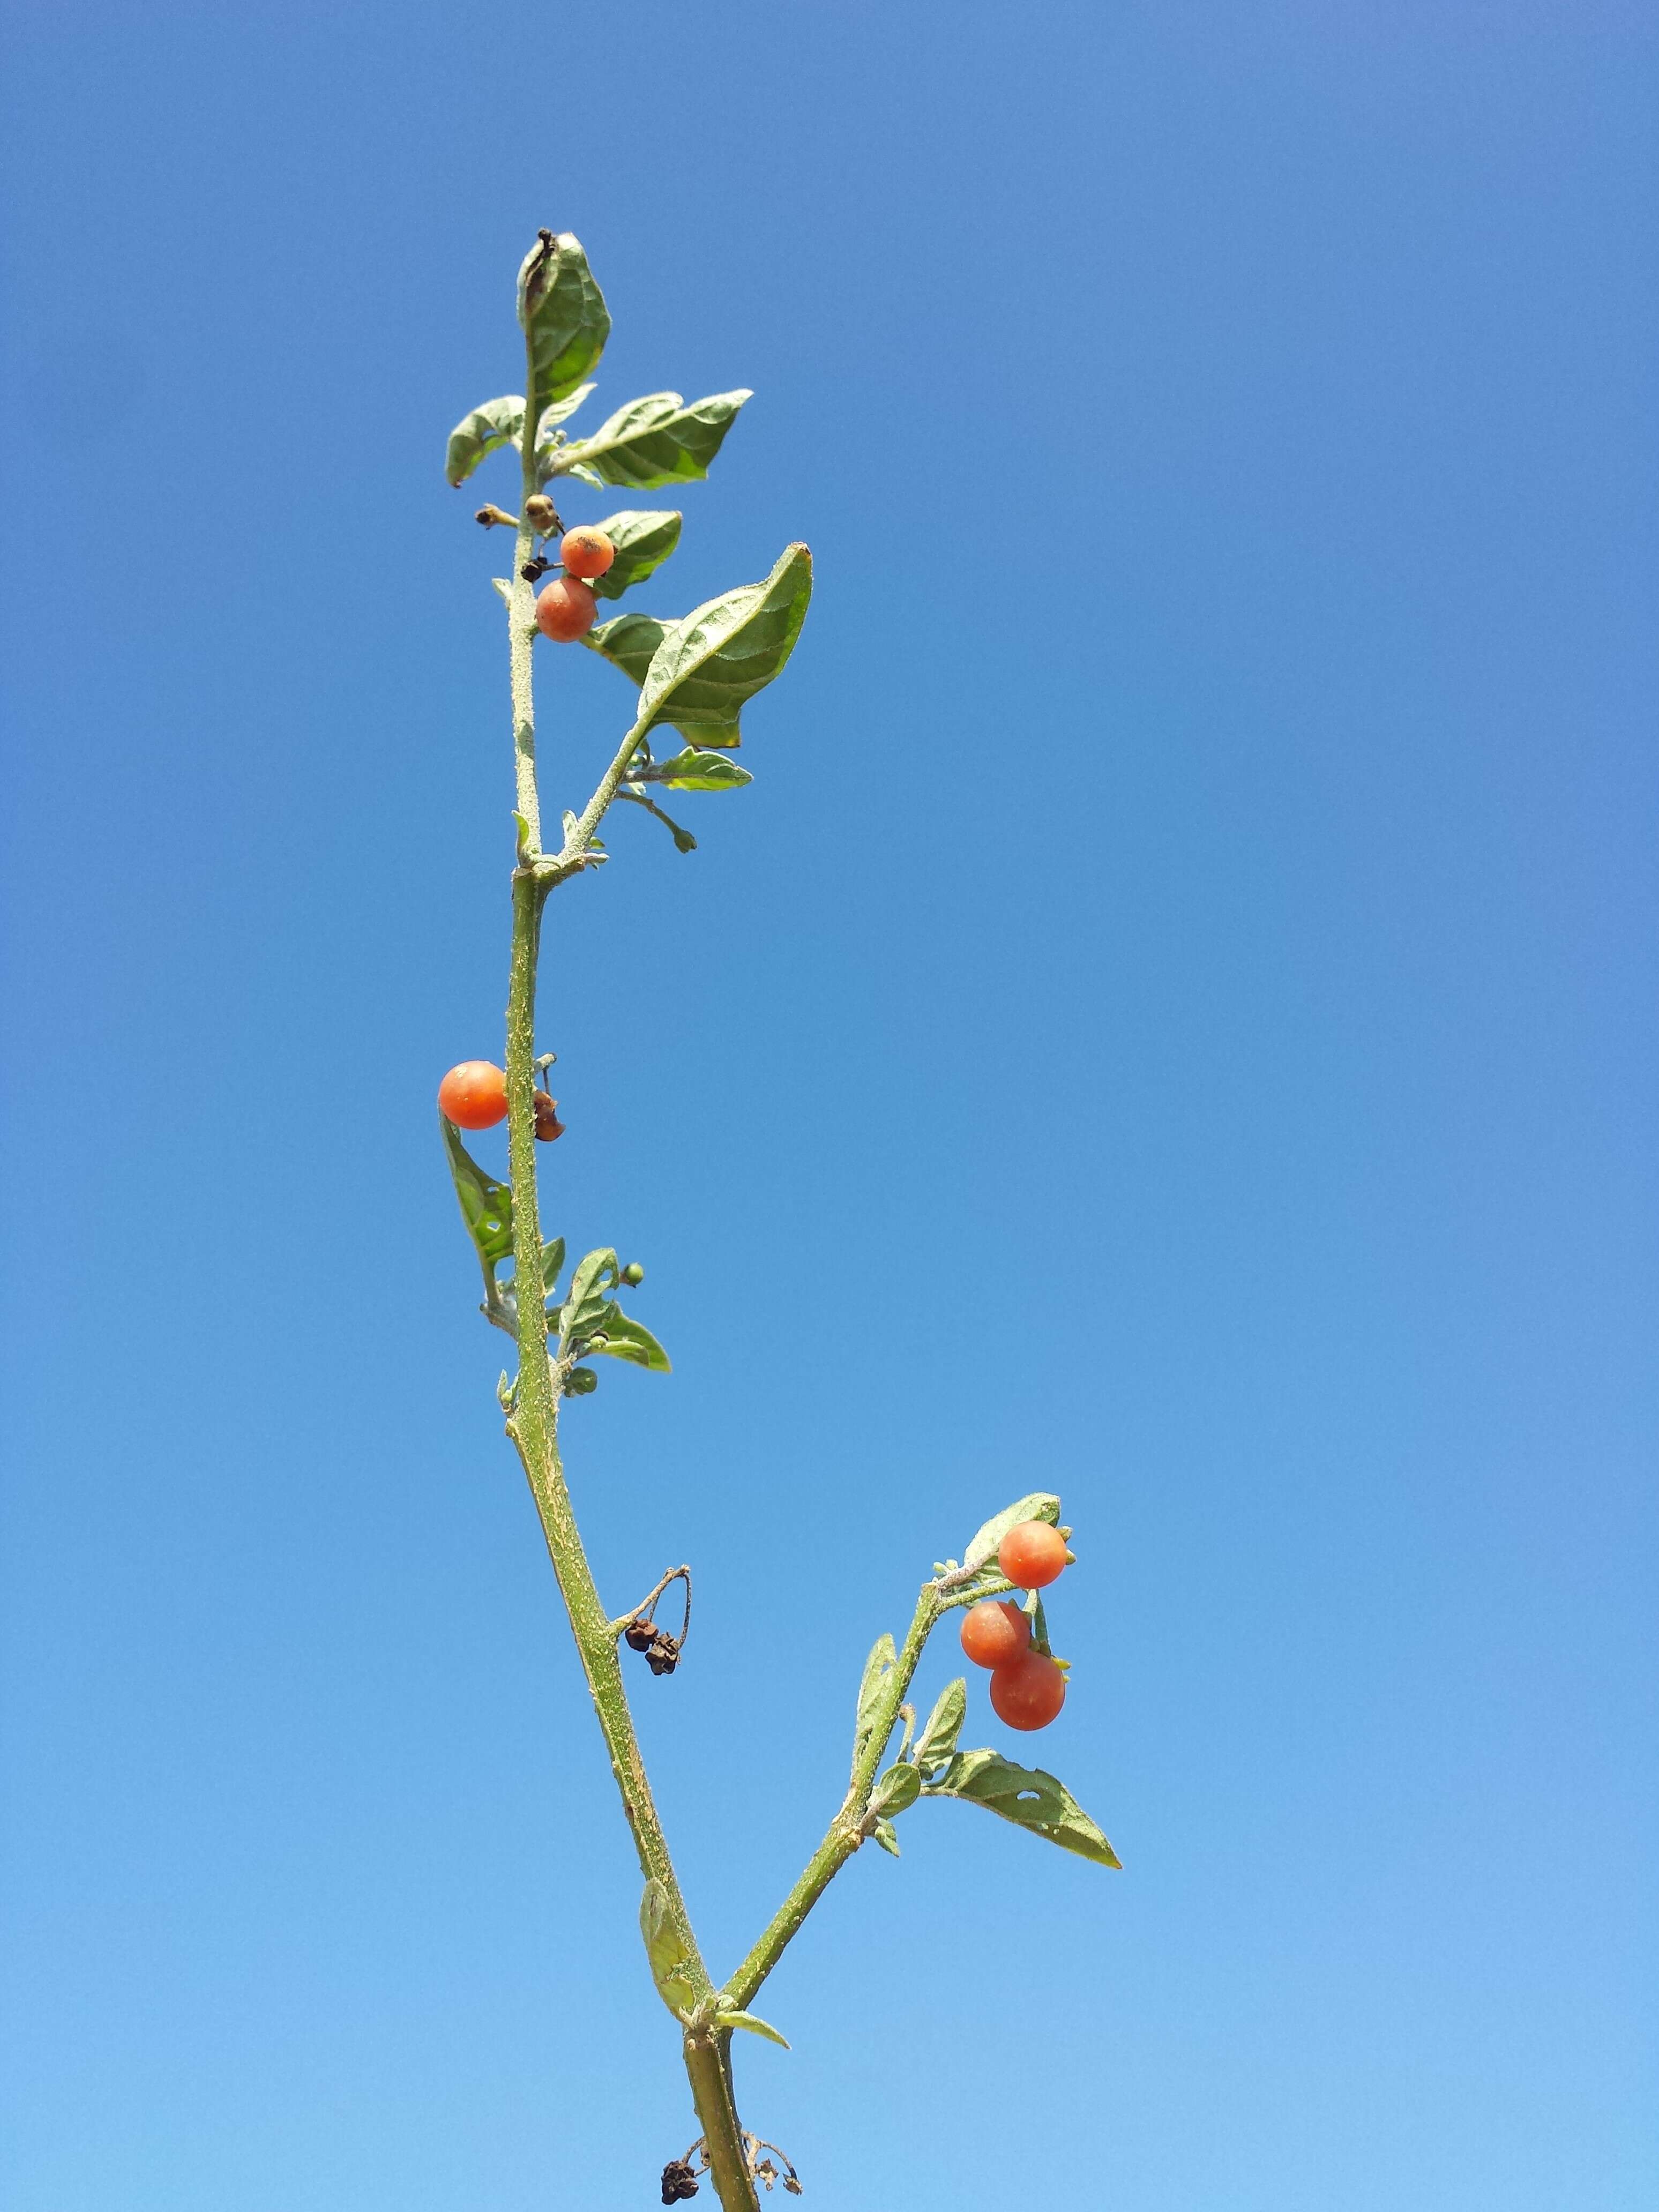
(959, 1599, 1033, 1671)
(559, 526, 616, 580)
(989, 1650, 1066, 1731)
(438, 1060, 508, 1130)
(997, 1521, 1069, 1590)
(536, 575, 598, 641)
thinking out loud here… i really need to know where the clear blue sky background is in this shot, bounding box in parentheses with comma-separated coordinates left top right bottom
(2, 4, 1654, 2207)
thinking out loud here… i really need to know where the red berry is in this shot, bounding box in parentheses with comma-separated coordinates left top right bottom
(438, 1060, 508, 1130)
(536, 575, 598, 641)
(959, 1599, 1032, 1671)
(997, 1520, 1069, 1590)
(559, 526, 616, 580)
(989, 1650, 1066, 1731)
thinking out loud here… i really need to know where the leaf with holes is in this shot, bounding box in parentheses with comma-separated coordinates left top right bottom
(913, 1678, 967, 1777)
(922, 1750, 1120, 1869)
(559, 1246, 619, 1344)
(445, 395, 524, 488)
(588, 510, 683, 601)
(637, 542, 812, 750)
(439, 1116, 513, 1286)
(554, 389, 750, 490)
(640, 1878, 698, 2020)
(518, 231, 610, 423)
(854, 1632, 898, 1764)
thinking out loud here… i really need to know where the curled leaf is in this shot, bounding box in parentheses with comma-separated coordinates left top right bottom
(715, 2008, 790, 2050)
(640, 1878, 698, 2020)
(445, 395, 525, 487)
(870, 1761, 922, 1819)
(962, 1493, 1062, 1573)
(555, 388, 750, 490)
(913, 1678, 967, 1776)
(439, 1115, 513, 1280)
(854, 1633, 898, 1764)
(518, 231, 610, 420)
(588, 509, 683, 601)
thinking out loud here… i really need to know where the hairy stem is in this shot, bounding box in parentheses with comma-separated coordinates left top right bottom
(723, 1583, 943, 2012)
(498, 363, 759, 2210)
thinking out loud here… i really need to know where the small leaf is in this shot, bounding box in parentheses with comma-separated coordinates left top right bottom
(913, 1678, 967, 1776)
(638, 543, 812, 748)
(554, 388, 751, 490)
(585, 1302, 671, 1372)
(854, 1632, 898, 1759)
(439, 1116, 513, 1273)
(564, 1364, 599, 1395)
(518, 231, 610, 421)
(588, 509, 684, 601)
(715, 2009, 790, 2050)
(870, 1761, 922, 1819)
(640, 1878, 698, 2020)
(584, 610, 670, 687)
(533, 383, 597, 452)
(652, 748, 754, 793)
(962, 1493, 1062, 1574)
(540, 1237, 566, 1301)
(445, 395, 524, 487)
(872, 1817, 901, 1857)
(923, 1750, 1121, 1869)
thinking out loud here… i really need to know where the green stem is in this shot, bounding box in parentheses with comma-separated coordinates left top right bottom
(499, 333, 759, 2211)
(723, 1582, 943, 2012)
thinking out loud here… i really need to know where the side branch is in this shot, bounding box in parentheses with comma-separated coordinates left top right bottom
(722, 1582, 944, 2012)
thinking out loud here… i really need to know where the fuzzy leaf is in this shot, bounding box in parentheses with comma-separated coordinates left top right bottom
(638, 543, 812, 749)
(555, 388, 750, 490)
(584, 611, 669, 687)
(872, 1817, 901, 1857)
(652, 748, 754, 793)
(870, 1761, 922, 1819)
(923, 1750, 1120, 1869)
(640, 1878, 698, 2019)
(913, 1678, 967, 1776)
(560, 1247, 619, 1342)
(588, 509, 683, 601)
(439, 1116, 513, 1273)
(533, 383, 597, 453)
(962, 1493, 1062, 1573)
(518, 231, 610, 421)
(715, 2009, 790, 2050)
(539, 1237, 566, 1301)
(854, 1633, 898, 1761)
(445, 395, 524, 487)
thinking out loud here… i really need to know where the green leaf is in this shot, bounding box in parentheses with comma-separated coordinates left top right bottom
(439, 1116, 513, 1276)
(588, 510, 683, 602)
(564, 1365, 599, 1395)
(639, 543, 812, 749)
(652, 748, 754, 793)
(962, 1493, 1062, 1573)
(870, 1761, 922, 1819)
(561, 1246, 619, 1342)
(518, 231, 610, 421)
(445, 395, 526, 488)
(540, 1237, 566, 1301)
(715, 2009, 790, 2050)
(854, 1631, 898, 1763)
(872, 1817, 901, 1857)
(640, 1878, 698, 2020)
(913, 1678, 967, 1776)
(923, 1750, 1121, 1869)
(585, 1302, 671, 1372)
(554, 388, 751, 490)
(584, 610, 670, 686)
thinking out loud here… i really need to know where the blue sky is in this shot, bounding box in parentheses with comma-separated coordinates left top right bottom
(2, 3, 1655, 2207)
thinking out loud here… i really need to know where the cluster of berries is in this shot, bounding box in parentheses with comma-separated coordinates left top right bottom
(437, 1060, 564, 1141)
(959, 1520, 1072, 1731)
(534, 525, 615, 644)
